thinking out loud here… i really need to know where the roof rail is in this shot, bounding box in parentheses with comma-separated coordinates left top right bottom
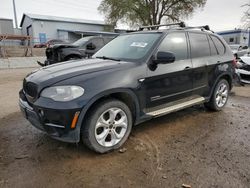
(185, 25, 214, 33)
(139, 22, 186, 31)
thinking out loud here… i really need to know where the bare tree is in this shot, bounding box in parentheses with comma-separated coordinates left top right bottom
(98, 0, 207, 27)
(241, 2, 250, 29)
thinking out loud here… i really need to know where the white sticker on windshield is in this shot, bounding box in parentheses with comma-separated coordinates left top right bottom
(130, 42, 148, 48)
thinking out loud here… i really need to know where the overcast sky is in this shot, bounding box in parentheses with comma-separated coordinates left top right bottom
(0, 0, 249, 31)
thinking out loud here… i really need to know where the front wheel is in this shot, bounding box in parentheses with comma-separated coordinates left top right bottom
(82, 99, 132, 153)
(205, 79, 229, 111)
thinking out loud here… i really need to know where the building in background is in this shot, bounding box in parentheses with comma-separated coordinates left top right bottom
(20, 13, 114, 45)
(217, 29, 250, 47)
(0, 18, 14, 35)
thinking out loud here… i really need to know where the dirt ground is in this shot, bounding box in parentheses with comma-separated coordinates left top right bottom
(0, 68, 249, 188)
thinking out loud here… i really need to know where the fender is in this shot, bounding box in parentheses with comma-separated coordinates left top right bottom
(74, 88, 141, 142)
(208, 72, 233, 100)
(61, 49, 83, 59)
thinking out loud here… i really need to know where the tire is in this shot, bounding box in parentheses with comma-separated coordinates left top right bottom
(205, 79, 229, 111)
(82, 99, 133, 153)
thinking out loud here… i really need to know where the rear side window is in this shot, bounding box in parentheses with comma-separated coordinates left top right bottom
(211, 36, 225, 55)
(189, 33, 210, 58)
(208, 36, 218, 56)
(158, 32, 188, 61)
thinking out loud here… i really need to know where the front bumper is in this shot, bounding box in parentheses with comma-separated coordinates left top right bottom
(236, 69, 250, 84)
(19, 91, 82, 143)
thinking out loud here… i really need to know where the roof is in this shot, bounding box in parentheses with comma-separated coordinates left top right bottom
(20, 13, 106, 27)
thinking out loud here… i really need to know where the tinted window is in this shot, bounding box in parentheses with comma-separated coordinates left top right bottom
(91, 38, 104, 49)
(211, 36, 225, 55)
(189, 33, 210, 58)
(158, 32, 188, 61)
(103, 37, 114, 44)
(73, 36, 93, 46)
(208, 36, 218, 56)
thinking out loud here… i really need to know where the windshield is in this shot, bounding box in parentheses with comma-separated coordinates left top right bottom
(93, 33, 161, 61)
(73, 37, 93, 46)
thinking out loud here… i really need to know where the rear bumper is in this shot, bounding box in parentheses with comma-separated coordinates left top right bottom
(19, 92, 82, 143)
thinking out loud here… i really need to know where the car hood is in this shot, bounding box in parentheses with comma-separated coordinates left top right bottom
(240, 56, 250, 65)
(25, 58, 134, 89)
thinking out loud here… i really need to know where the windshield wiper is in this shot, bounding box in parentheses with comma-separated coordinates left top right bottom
(96, 56, 121, 61)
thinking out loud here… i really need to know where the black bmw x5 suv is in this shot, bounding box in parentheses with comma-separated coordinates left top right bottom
(19, 23, 235, 153)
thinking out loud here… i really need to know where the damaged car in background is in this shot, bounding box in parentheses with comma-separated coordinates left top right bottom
(37, 35, 117, 66)
(235, 56, 250, 84)
(229, 44, 249, 59)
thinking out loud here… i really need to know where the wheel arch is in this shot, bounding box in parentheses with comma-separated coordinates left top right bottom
(208, 73, 233, 100)
(76, 89, 141, 139)
(64, 54, 82, 61)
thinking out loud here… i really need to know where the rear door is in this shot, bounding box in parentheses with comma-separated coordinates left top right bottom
(188, 32, 211, 96)
(144, 31, 193, 109)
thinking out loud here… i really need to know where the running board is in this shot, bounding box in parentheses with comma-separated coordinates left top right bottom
(146, 97, 205, 117)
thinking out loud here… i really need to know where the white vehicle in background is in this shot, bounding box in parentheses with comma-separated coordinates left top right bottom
(236, 55, 250, 84)
(229, 44, 249, 59)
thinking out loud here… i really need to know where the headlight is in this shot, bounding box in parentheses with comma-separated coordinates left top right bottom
(41, 86, 84, 101)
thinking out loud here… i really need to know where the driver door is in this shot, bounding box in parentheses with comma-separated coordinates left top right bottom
(144, 31, 193, 109)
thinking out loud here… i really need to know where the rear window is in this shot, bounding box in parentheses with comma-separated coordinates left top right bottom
(189, 33, 210, 58)
(211, 35, 225, 55)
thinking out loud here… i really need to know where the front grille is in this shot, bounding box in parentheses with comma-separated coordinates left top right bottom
(23, 79, 38, 99)
(240, 74, 250, 81)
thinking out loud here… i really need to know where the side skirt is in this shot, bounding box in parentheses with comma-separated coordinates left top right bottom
(145, 96, 205, 118)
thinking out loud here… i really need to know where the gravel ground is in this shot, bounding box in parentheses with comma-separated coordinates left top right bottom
(0, 68, 249, 188)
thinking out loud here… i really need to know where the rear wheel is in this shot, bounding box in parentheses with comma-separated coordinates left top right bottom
(82, 99, 132, 153)
(205, 79, 229, 111)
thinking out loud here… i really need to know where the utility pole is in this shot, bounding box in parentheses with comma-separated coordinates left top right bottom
(12, 0, 18, 28)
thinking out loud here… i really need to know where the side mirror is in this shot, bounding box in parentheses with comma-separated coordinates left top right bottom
(86, 43, 96, 50)
(153, 51, 175, 64)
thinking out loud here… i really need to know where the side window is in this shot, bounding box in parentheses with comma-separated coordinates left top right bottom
(189, 32, 210, 58)
(91, 38, 104, 49)
(158, 32, 188, 61)
(208, 35, 218, 56)
(211, 36, 225, 55)
(103, 37, 113, 44)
